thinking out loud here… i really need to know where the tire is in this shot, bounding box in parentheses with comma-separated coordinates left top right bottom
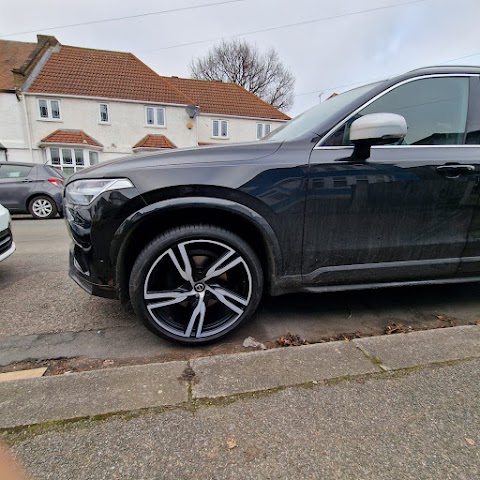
(129, 225, 263, 345)
(28, 196, 58, 219)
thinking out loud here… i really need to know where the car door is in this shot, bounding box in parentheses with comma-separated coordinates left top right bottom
(0, 164, 36, 212)
(303, 74, 480, 285)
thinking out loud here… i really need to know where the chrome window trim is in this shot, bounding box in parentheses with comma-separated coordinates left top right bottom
(314, 73, 480, 149)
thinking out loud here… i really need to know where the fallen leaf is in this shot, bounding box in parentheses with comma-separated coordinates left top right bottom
(227, 435, 237, 449)
(475, 320, 480, 325)
(465, 438, 476, 446)
(436, 315, 446, 321)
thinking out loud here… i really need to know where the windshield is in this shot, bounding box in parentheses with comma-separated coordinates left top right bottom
(264, 81, 384, 142)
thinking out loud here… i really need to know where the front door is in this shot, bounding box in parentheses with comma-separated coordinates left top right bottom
(303, 75, 480, 285)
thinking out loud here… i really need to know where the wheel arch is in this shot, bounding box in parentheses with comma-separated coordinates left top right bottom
(112, 197, 282, 302)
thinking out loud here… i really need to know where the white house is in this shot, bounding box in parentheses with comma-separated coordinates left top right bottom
(0, 35, 290, 174)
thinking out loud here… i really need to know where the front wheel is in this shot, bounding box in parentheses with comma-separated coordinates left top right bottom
(129, 225, 263, 344)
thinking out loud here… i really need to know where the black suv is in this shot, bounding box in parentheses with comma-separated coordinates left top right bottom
(65, 66, 480, 344)
(0, 162, 66, 219)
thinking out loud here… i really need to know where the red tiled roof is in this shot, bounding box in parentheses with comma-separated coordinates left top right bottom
(133, 134, 176, 149)
(40, 129, 103, 147)
(0, 40, 37, 90)
(165, 77, 290, 121)
(28, 45, 194, 105)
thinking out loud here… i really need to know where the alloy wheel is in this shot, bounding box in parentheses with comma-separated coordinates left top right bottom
(143, 239, 253, 339)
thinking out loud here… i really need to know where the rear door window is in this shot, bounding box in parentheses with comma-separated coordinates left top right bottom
(0, 164, 33, 179)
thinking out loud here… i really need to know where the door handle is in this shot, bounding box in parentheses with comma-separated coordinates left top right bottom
(436, 165, 475, 178)
(436, 165, 475, 172)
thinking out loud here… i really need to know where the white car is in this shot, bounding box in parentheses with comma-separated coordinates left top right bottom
(0, 204, 15, 262)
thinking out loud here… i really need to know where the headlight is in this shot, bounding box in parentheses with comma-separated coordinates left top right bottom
(65, 179, 134, 206)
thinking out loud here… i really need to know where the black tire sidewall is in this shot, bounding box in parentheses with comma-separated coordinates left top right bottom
(29, 196, 58, 220)
(129, 225, 264, 344)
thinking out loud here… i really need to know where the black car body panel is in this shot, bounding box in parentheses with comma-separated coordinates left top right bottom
(65, 66, 480, 303)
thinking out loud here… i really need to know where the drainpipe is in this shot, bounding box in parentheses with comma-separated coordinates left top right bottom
(19, 92, 34, 162)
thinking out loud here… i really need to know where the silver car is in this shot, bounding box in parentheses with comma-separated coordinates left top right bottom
(0, 162, 65, 219)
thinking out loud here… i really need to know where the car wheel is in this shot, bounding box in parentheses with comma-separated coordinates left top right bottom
(129, 225, 263, 344)
(28, 196, 58, 220)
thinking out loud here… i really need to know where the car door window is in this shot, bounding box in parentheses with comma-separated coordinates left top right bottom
(0, 165, 33, 179)
(324, 77, 470, 146)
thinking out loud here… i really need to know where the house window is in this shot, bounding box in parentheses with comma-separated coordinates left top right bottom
(145, 106, 166, 127)
(212, 120, 228, 138)
(99, 104, 109, 123)
(38, 99, 61, 120)
(47, 147, 98, 176)
(256, 123, 271, 140)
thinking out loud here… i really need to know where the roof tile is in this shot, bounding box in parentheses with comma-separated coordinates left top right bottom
(165, 77, 290, 121)
(40, 129, 103, 147)
(0, 40, 37, 90)
(133, 134, 176, 149)
(28, 45, 193, 105)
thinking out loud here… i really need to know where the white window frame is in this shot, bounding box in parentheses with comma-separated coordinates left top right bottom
(99, 103, 110, 124)
(46, 147, 98, 175)
(212, 119, 229, 139)
(145, 106, 166, 127)
(37, 98, 61, 121)
(256, 123, 271, 140)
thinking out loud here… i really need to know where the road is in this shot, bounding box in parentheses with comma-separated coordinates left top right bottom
(1, 218, 479, 367)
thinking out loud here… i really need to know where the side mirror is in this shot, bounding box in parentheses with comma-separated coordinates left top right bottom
(349, 113, 407, 161)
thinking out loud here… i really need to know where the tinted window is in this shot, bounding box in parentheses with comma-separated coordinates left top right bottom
(0, 164, 33, 179)
(325, 77, 470, 146)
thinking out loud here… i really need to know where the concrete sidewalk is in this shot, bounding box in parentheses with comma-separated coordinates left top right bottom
(1, 325, 479, 430)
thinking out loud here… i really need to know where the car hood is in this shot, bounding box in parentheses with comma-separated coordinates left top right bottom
(68, 141, 283, 182)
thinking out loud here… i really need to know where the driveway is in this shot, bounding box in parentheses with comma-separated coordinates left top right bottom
(1, 218, 479, 368)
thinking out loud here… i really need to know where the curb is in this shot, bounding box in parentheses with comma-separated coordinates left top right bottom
(1, 325, 479, 430)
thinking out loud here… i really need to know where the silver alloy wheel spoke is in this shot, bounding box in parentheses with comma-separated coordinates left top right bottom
(185, 294, 206, 337)
(145, 290, 194, 309)
(207, 285, 248, 316)
(167, 246, 194, 286)
(202, 254, 242, 282)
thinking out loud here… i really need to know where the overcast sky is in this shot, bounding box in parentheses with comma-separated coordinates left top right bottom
(1, 0, 479, 116)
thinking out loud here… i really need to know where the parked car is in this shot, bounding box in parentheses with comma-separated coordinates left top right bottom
(0, 162, 65, 219)
(65, 66, 480, 344)
(0, 204, 15, 262)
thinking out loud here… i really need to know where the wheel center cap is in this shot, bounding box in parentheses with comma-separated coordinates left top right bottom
(194, 283, 205, 293)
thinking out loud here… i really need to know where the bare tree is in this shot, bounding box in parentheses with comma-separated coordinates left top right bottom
(190, 39, 295, 111)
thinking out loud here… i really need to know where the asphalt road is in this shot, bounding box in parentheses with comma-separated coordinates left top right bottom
(1, 218, 480, 364)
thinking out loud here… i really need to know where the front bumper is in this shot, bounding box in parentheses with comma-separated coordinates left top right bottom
(69, 250, 117, 299)
(0, 227, 15, 262)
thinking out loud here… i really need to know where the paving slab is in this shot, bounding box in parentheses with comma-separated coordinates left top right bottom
(0, 361, 188, 429)
(191, 341, 380, 399)
(354, 325, 480, 370)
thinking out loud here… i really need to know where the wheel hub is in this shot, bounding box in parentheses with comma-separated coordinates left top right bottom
(194, 283, 205, 293)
